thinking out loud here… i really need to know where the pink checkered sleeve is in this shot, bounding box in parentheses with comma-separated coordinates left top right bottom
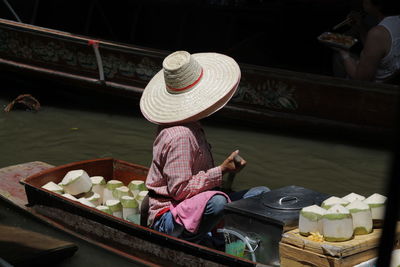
(164, 132, 222, 201)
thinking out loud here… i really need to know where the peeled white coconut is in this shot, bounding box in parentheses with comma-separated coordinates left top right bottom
(390, 249, 400, 267)
(78, 197, 96, 208)
(120, 196, 139, 220)
(136, 190, 149, 210)
(299, 205, 326, 236)
(85, 192, 101, 206)
(59, 169, 92, 196)
(342, 192, 365, 203)
(128, 180, 146, 198)
(346, 200, 373, 235)
(322, 204, 353, 242)
(363, 193, 387, 220)
(112, 186, 131, 200)
(103, 180, 124, 203)
(96, 205, 112, 215)
(42, 181, 64, 194)
(62, 193, 78, 201)
(106, 199, 123, 218)
(90, 176, 106, 204)
(321, 196, 349, 209)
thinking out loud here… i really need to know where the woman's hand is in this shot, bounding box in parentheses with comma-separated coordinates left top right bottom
(220, 150, 247, 175)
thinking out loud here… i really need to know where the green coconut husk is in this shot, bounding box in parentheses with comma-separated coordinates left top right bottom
(96, 205, 112, 215)
(354, 226, 372, 235)
(120, 196, 138, 209)
(112, 186, 131, 200)
(300, 211, 324, 222)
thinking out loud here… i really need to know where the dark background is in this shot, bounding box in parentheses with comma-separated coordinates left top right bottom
(0, 0, 363, 75)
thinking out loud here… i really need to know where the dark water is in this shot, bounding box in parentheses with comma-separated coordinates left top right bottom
(0, 81, 392, 266)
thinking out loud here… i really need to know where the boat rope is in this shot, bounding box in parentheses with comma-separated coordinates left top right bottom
(88, 40, 105, 82)
(2, 0, 22, 23)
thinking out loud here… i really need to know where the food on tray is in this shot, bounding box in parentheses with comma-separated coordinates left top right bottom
(342, 192, 366, 203)
(299, 205, 326, 237)
(41, 181, 64, 194)
(346, 200, 373, 235)
(318, 32, 357, 49)
(323, 204, 353, 242)
(321, 196, 349, 209)
(363, 193, 387, 220)
(59, 169, 92, 195)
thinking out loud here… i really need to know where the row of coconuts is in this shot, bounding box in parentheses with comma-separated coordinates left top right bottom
(299, 192, 387, 242)
(41, 169, 148, 224)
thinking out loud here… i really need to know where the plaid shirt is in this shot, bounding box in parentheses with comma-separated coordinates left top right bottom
(146, 122, 222, 226)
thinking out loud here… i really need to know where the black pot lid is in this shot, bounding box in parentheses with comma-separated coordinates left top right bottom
(261, 186, 316, 210)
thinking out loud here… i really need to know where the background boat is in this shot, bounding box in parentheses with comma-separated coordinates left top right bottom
(1, 0, 399, 145)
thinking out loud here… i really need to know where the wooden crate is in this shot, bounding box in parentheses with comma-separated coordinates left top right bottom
(279, 228, 399, 267)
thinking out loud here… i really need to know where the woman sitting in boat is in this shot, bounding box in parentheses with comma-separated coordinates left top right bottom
(139, 50, 269, 246)
(334, 0, 400, 83)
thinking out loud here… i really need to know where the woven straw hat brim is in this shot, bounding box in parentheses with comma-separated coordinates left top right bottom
(140, 53, 240, 125)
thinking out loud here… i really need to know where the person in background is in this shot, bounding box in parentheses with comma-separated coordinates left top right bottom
(333, 0, 400, 83)
(139, 50, 269, 247)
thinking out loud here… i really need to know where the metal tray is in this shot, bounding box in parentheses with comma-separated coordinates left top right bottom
(317, 32, 358, 50)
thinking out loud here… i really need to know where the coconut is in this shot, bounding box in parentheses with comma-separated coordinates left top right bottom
(342, 192, 365, 203)
(42, 181, 64, 194)
(62, 193, 78, 201)
(391, 249, 400, 267)
(85, 192, 101, 206)
(106, 199, 123, 218)
(103, 180, 124, 203)
(90, 176, 106, 204)
(346, 200, 373, 235)
(78, 197, 96, 208)
(120, 196, 139, 220)
(59, 169, 92, 196)
(96, 205, 112, 215)
(321, 196, 349, 209)
(363, 193, 387, 220)
(299, 205, 326, 236)
(322, 204, 353, 242)
(112, 186, 131, 200)
(136, 190, 148, 210)
(128, 180, 146, 197)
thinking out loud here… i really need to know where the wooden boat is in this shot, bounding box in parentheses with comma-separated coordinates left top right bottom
(0, 18, 399, 142)
(1, 158, 264, 267)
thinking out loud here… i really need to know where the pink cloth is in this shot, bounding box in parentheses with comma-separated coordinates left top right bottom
(146, 122, 223, 228)
(170, 190, 230, 233)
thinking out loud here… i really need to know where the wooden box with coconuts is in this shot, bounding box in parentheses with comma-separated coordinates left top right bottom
(279, 192, 400, 267)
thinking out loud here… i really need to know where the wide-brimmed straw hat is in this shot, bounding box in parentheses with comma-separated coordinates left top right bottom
(140, 51, 241, 125)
